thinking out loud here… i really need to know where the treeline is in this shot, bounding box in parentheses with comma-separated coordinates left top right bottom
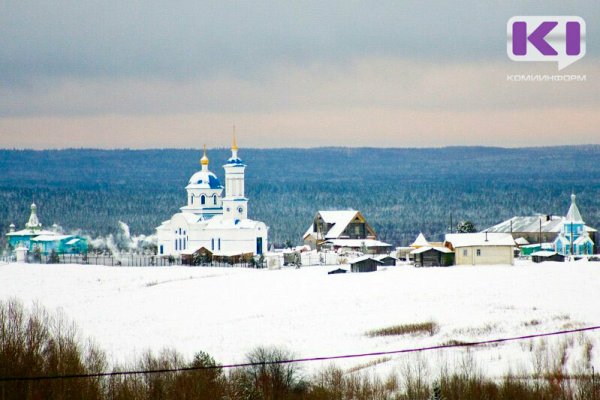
(1, 300, 598, 400)
(1, 147, 599, 247)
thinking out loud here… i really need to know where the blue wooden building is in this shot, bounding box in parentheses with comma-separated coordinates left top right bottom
(554, 194, 594, 256)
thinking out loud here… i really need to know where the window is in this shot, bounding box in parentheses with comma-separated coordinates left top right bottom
(213, 194, 217, 205)
(218, 238, 221, 250)
(175, 239, 178, 251)
(463, 249, 468, 256)
(201, 195, 206, 205)
(159, 245, 163, 255)
(476, 249, 481, 256)
(211, 238, 215, 251)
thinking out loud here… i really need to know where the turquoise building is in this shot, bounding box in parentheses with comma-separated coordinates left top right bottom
(6, 202, 88, 255)
(554, 194, 594, 256)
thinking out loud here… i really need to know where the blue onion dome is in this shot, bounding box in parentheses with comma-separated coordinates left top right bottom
(188, 170, 223, 189)
(188, 146, 224, 189)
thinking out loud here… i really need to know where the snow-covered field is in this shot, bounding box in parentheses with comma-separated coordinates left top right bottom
(1, 260, 599, 377)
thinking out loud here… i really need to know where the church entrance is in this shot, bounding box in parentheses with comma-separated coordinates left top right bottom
(256, 237, 263, 255)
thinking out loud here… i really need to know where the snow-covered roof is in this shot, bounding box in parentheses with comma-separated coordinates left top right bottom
(304, 210, 364, 239)
(566, 194, 584, 223)
(348, 255, 384, 265)
(486, 215, 564, 234)
(374, 254, 398, 261)
(410, 232, 429, 247)
(514, 237, 529, 245)
(205, 215, 266, 230)
(444, 233, 515, 248)
(531, 250, 559, 257)
(65, 238, 80, 245)
(6, 229, 56, 237)
(574, 235, 593, 245)
(31, 234, 73, 242)
(324, 239, 391, 248)
(187, 170, 223, 190)
(410, 246, 453, 255)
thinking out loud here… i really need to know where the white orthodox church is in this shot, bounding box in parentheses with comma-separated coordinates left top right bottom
(156, 137, 268, 257)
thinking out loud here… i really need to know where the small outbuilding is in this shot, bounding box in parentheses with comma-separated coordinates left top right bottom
(531, 251, 566, 263)
(411, 246, 454, 267)
(327, 268, 348, 275)
(348, 255, 383, 273)
(374, 254, 398, 266)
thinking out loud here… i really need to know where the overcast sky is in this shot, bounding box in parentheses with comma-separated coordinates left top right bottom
(0, 1, 598, 149)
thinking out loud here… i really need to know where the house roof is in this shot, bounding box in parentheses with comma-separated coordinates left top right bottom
(348, 255, 384, 265)
(410, 246, 453, 255)
(303, 210, 360, 239)
(410, 232, 430, 247)
(374, 254, 398, 261)
(31, 235, 73, 242)
(566, 194, 584, 223)
(444, 233, 515, 248)
(531, 250, 559, 257)
(324, 239, 391, 248)
(514, 237, 530, 245)
(6, 229, 56, 237)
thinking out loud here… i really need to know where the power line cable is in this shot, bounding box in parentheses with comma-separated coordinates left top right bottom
(1, 325, 598, 383)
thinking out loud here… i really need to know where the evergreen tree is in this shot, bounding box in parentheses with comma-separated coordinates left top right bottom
(457, 220, 477, 233)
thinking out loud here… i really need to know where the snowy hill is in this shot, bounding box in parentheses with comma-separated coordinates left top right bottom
(1, 261, 599, 377)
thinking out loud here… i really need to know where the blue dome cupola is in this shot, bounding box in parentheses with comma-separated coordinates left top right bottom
(181, 145, 224, 219)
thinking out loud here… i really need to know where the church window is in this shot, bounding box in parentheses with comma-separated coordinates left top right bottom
(201, 195, 206, 205)
(238, 206, 243, 213)
(159, 245, 163, 255)
(211, 239, 215, 251)
(218, 238, 221, 250)
(213, 194, 217, 205)
(190, 196, 193, 205)
(175, 239, 178, 250)
(183, 238, 186, 249)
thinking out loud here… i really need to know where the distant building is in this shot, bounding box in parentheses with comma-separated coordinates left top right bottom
(554, 194, 594, 256)
(156, 137, 269, 258)
(411, 246, 454, 267)
(348, 255, 383, 273)
(5, 202, 88, 255)
(303, 210, 391, 254)
(444, 233, 515, 266)
(484, 194, 597, 251)
(531, 251, 565, 263)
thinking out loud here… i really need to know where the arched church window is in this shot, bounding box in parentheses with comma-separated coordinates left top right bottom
(213, 194, 217, 205)
(201, 195, 206, 205)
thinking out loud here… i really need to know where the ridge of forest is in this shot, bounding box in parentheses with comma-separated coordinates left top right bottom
(1, 146, 599, 247)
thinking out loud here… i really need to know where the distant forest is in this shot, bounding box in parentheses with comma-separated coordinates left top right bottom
(1, 146, 600, 248)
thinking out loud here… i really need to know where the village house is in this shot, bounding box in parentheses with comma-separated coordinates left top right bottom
(484, 194, 597, 254)
(444, 232, 515, 266)
(303, 210, 391, 254)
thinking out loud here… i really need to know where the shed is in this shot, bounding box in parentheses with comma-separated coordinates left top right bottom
(374, 254, 398, 266)
(411, 246, 454, 267)
(327, 268, 348, 275)
(531, 251, 566, 263)
(348, 255, 383, 273)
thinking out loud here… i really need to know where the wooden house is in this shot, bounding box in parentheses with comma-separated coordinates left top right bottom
(411, 246, 454, 267)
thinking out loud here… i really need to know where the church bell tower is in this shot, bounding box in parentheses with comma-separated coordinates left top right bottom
(222, 130, 248, 221)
